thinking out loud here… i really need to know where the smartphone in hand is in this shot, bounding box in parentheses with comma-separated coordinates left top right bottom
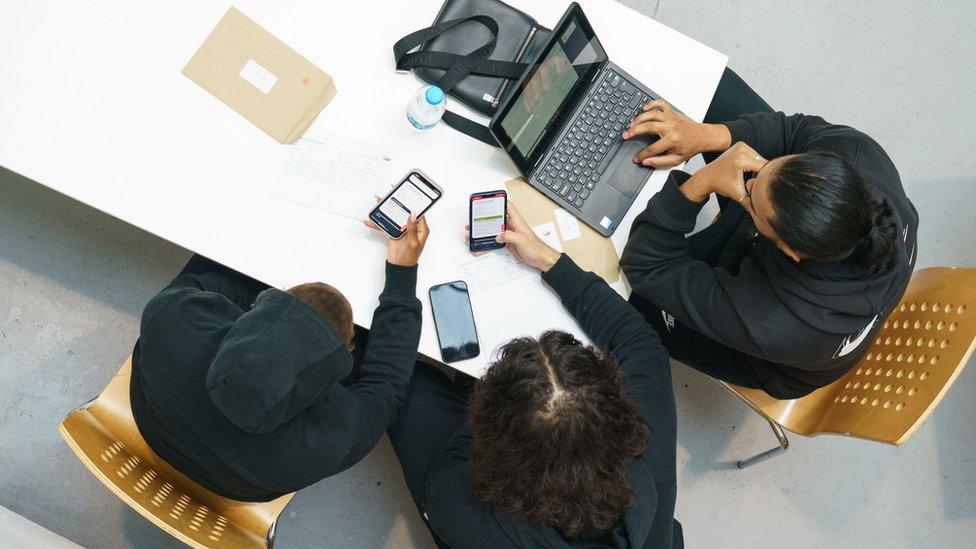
(469, 190, 507, 251)
(369, 170, 443, 238)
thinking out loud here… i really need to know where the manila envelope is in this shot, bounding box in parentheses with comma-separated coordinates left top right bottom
(505, 178, 621, 283)
(182, 7, 336, 144)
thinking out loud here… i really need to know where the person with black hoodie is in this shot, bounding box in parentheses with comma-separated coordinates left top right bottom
(130, 216, 429, 501)
(619, 68, 918, 399)
(386, 204, 681, 549)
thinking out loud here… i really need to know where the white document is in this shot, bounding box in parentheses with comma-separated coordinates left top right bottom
(532, 221, 563, 253)
(274, 133, 394, 221)
(460, 250, 534, 293)
(554, 208, 582, 241)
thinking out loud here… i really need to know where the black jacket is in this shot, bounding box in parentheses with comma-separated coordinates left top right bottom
(130, 262, 421, 501)
(621, 112, 918, 397)
(422, 256, 681, 548)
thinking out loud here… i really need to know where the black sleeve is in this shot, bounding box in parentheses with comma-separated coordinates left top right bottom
(721, 111, 845, 159)
(620, 173, 769, 358)
(541, 256, 676, 457)
(174, 272, 259, 309)
(141, 272, 260, 332)
(338, 263, 422, 468)
(541, 255, 667, 370)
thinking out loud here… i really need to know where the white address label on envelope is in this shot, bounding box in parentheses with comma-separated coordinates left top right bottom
(532, 221, 564, 253)
(554, 208, 582, 241)
(239, 59, 278, 94)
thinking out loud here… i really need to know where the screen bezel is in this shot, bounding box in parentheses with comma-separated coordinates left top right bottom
(369, 170, 442, 238)
(489, 3, 604, 176)
(468, 190, 508, 252)
(428, 280, 481, 363)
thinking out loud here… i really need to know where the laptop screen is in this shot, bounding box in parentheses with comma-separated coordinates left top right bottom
(492, 4, 607, 175)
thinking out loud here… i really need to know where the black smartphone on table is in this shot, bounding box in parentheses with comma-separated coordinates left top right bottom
(369, 170, 443, 238)
(429, 281, 480, 363)
(469, 190, 507, 252)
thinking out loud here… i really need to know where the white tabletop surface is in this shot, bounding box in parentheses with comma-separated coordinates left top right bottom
(0, 0, 726, 377)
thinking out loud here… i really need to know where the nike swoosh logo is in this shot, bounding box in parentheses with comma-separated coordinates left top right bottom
(836, 315, 879, 358)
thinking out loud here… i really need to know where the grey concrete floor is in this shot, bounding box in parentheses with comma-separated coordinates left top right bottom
(2, 0, 975, 547)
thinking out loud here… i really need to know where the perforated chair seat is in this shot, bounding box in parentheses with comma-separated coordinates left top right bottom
(722, 267, 976, 465)
(58, 358, 293, 548)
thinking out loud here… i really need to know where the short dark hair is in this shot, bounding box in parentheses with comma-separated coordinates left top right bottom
(769, 151, 897, 268)
(287, 283, 354, 349)
(468, 331, 648, 537)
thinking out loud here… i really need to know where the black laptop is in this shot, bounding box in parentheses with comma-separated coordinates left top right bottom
(489, 2, 664, 236)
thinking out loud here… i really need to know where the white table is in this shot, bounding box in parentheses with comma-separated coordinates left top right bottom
(0, 0, 726, 377)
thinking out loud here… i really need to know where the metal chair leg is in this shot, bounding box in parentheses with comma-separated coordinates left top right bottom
(266, 519, 279, 549)
(737, 418, 789, 469)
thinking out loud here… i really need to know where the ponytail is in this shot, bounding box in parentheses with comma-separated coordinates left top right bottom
(852, 197, 897, 268)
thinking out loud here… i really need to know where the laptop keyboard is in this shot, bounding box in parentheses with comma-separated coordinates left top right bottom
(536, 69, 653, 210)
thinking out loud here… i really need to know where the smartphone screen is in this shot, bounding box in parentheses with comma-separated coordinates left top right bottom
(370, 171, 442, 238)
(469, 191, 507, 251)
(429, 281, 480, 363)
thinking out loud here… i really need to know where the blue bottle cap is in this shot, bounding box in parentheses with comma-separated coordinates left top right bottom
(425, 86, 444, 105)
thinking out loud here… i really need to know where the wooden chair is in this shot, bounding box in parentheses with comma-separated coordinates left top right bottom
(58, 358, 294, 548)
(720, 267, 976, 468)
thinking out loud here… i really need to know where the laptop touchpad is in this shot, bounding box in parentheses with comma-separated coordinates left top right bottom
(607, 138, 655, 198)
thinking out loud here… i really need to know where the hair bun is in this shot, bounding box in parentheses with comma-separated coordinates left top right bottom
(854, 197, 897, 268)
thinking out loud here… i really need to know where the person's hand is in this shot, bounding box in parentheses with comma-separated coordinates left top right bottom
(364, 214, 430, 267)
(679, 142, 768, 203)
(622, 100, 732, 168)
(495, 203, 561, 272)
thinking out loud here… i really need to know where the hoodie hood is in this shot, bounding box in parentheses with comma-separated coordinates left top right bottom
(755, 223, 908, 335)
(206, 288, 352, 434)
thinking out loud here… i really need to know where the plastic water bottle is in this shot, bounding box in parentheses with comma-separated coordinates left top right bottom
(406, 85, 446, 130)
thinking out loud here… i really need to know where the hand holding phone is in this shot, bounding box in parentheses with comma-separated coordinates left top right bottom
(386, 215, 430, 267)
(495, 203, 562, 271)
(369, 170, 443, 239)
(469, 190, 507, 252)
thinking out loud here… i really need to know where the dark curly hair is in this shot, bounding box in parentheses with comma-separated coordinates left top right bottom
(468, 330, 649, 537)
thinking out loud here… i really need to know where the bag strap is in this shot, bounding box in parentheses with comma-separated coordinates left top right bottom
(397, 51, 526, 80)
(394, 15, 524, 146)
(442, 111, 497, 144)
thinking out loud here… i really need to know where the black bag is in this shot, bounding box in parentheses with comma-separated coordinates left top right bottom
(393, 0, 551, 146)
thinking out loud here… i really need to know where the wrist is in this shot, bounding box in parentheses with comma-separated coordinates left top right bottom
(703, 123, 732, 152)
(388, 253, 418, 267)
(679, 173, 712, 203)
(538, 248, 561, 272)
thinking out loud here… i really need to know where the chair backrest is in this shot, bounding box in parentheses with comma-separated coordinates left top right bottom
(725, 267, 976, 445)
(58, 358, 294, 549)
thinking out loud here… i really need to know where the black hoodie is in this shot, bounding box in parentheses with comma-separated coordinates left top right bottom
(130, 263, 421, 501)
(621, 112, 918, 398)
